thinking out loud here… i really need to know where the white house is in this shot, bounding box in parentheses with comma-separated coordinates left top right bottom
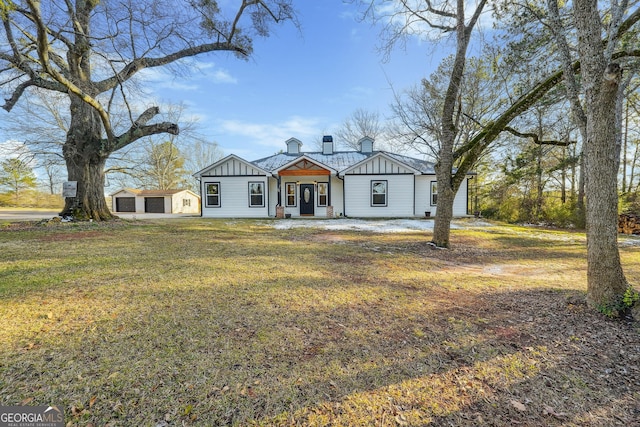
(110, 188, 200, 214)
(193, 136, 474, 219)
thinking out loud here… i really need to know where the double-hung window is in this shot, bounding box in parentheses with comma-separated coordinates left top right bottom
(317, 182, 328, 206)
(249, 182, 265, 207)
(285, 182, 296, 207)
(206, 183, 220, 207)
(430, 181, 438, 206)
(371, 180, 387, 207)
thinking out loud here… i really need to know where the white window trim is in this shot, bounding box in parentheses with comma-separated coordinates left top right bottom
(249, 181, 265, 208)
(285, 182, 297, 207)
(206, 182, 221, 208)
(430, 181, 437, 206)
(371, 180, 388, 207)
(317, 182, 328, 207)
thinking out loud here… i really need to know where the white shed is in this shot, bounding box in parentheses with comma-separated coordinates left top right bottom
(110, 188, 200, 214)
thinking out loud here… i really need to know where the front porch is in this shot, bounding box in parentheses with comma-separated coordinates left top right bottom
(274, 157, 337, 218)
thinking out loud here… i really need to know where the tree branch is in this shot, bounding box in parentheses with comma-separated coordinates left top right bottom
(25, 0, 115, 141)
(94, 41, 249, 94)
(2, 76, 67, 111)
(504, 126, 575, 146)
(109, 107, 179, 153)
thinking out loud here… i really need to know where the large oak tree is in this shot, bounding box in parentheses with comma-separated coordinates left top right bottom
(0, 0, 295, 220)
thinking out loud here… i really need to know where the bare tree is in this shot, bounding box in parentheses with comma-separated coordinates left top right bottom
(355, 0, 488, 247)
(335, 108, 383, 150)
(135, 140, 187, 190)
(1, 0, 296, 220)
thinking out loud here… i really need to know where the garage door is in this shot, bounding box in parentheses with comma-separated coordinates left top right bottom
(115, 197, 135, 212)
(144, 197, 165, 213)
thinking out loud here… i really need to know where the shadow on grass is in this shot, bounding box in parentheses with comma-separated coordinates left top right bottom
(3, 284, 638, 426)
(1, 220, 638, 426)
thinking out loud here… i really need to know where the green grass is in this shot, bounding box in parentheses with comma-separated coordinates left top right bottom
(1, 219, 639, 426)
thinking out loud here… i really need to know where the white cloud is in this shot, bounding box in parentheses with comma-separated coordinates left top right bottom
(217, 116, 323, 150)
(137, 62, 238, 92)
(211, 69, 238, 84)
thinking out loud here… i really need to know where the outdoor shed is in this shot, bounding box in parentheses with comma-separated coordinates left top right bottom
(110, 188, 200, 214)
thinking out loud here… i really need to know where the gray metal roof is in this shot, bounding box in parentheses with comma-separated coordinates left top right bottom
(251, 151, 436, 175)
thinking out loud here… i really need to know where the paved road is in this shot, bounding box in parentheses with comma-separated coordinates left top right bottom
(0, 210, 199, 221)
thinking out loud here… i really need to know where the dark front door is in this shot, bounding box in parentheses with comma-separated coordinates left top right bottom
(300, 184, 314, 216)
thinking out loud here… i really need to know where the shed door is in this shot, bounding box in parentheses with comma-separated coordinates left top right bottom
(145, 197, 165, 213)
(300, 184, 315, 216)
(115, 197, 135, 212)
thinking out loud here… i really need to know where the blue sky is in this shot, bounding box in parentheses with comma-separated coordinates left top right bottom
(0, 1, 453, 174)
(148, 1, 446, 160)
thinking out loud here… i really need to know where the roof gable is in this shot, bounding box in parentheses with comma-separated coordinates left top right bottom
(340, 152, 423, 176)
(194, 154, 271, 177)
(275, 155, 337, 176)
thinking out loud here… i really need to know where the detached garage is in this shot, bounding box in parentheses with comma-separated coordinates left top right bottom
(110, 188, 200, 214)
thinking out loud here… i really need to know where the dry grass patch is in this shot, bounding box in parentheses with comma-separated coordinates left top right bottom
(0, 219, 639, 426)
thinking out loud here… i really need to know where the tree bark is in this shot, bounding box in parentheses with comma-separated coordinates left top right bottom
(572, 0, 629, 311)
(61, 96, 114, 220)
(432, 0, 487, 248)
(584, 63, 627, 309)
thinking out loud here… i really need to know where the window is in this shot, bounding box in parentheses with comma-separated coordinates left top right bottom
(430, 181, 438, 206)
(317, 182, 328, 206)
(206, 183, 220, 207)
(183, 199, 191, 207)
(249, 182, 265, 207)
(371, 180, 387, 206)
(285, 182, 296, 207)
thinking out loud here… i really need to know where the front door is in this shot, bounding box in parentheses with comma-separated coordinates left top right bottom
(300, 184, 315, 216)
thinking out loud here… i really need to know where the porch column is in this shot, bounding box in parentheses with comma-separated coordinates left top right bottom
(275, 175, 284, 218)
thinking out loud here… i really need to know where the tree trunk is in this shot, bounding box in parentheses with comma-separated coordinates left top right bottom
(572, 0, 628, 313)
(431, 0, 481, 248)
(61, 153, 113, 220)
(584, 63, 627, 310)
(60, 97, 114, 221)
(433, 160, 455, 248)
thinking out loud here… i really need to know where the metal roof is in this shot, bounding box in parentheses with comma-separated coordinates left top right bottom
(251, 150, 436, 175)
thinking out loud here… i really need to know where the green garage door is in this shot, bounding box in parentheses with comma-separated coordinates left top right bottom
(115, 197, 135, 212)
(144, 197, 165, 213)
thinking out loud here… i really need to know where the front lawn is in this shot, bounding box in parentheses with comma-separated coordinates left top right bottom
(1, 219, 639, 426)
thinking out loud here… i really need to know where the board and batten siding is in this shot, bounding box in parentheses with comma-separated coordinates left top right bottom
(343, 175, 415, 217)
(202, 157, 266, 177)
(200, 176, 269, 218)
(414, 176, 470, 217)
(345, 155, 416, 175)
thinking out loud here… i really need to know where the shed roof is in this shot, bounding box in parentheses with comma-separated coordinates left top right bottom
(110, 188, 197, 197)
